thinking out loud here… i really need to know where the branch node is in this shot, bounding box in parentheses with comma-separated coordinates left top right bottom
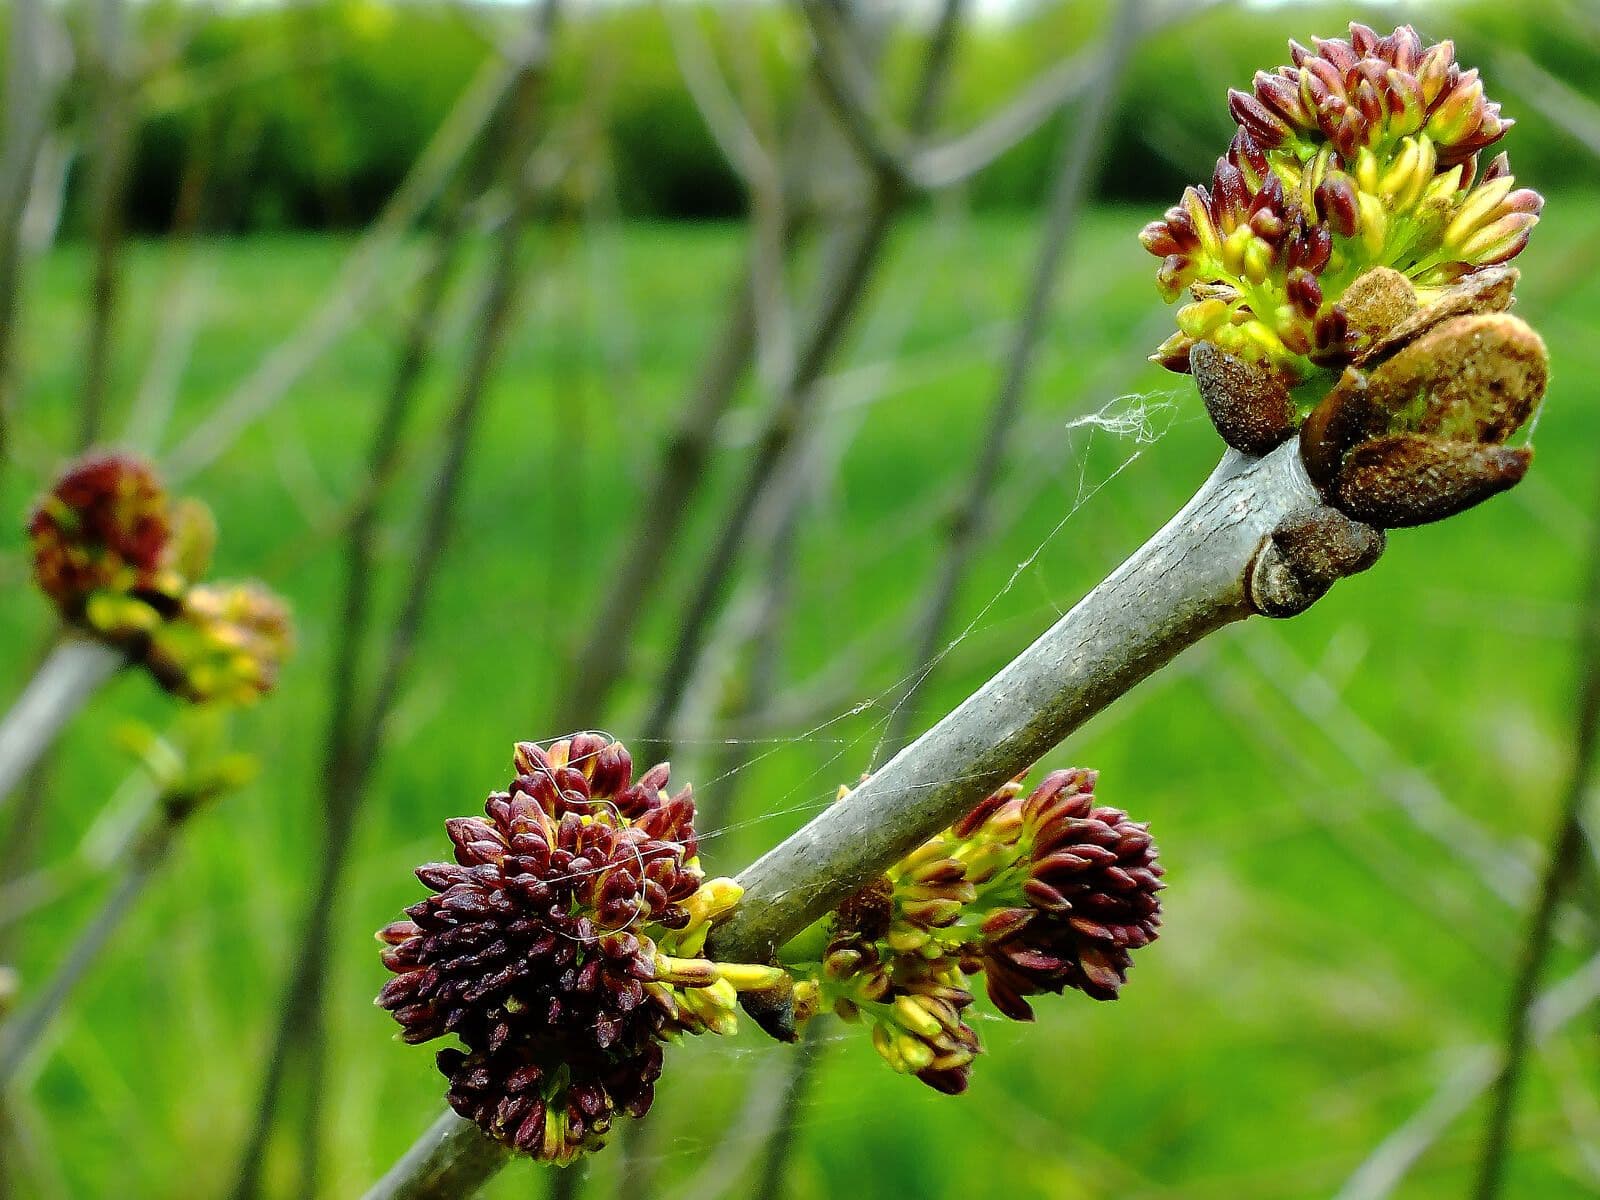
(1247, 504, 1385, 619)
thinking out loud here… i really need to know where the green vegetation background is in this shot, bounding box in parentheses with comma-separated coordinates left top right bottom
(2, 1, 1599, 1198)
(10, 0, 1600, 229)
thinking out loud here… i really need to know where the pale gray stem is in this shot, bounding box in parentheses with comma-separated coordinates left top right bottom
(359, 1110, 510, 1200)
(882, 0, 1141, 754)
(709, 440, 1356, 965)
(0, 814, 171, 1089)
(1336, 946, 1600, 1200)
(909, 0, 1224, 189)
(0, 0, 58, 455)
(0, 642, 124, 809)
(76, 0, 132, 452)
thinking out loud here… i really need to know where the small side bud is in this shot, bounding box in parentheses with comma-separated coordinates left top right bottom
(1190, 342, 1297, 456)
(1248, 505, 1386, 618)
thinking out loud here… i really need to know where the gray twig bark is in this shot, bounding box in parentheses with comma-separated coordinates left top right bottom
(161, 35, 543, 485)
(0, 642, 125, 810)
(745, 5, 1145, 1190)
(0, 808, 174, 1089)
(0, 0, 62, 471)
(634, 0, 964, 761)
(706, 440, 1360, 966)
(561, 0, 1159, 732)
(76, 0, 133, 451)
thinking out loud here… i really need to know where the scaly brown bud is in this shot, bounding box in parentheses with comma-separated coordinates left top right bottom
(1300, 282, 1546, 527)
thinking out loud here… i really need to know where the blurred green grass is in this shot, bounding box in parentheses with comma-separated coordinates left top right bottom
(2, 195, 1599, 1198)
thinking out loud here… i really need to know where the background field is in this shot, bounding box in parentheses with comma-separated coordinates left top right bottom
(2, 1, 1599, 1198)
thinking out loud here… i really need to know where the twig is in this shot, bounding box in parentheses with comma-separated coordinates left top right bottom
(1496, 50, 1600, 160)
(744, 14, 1143, 1186)
(1241, 631, 1546, 914)
(160, 31, 540, 484)
(0, 642, 125, 810)
(226, 8, 562, 1196)
(359, 1109, 512, 1200)
(880, 0, 1143, 755)
(659, 1056, 791, 1200)
(75, 0, 134, 451)
(1470, 472, 1600, 1200)
(559, 0, 1152, 729)
(707, 440, 1365, 965)
(0, 809, 173, 1089)
(552, 267, 764, 730)
(751, 1020, 827, 1200)
(805, 0, 1225, 192)
(0, 0, 61, 471)
(635, 0, 965, 756)
(797, 0, 915, 191)
(1337, 947, 1600, 1200)
(662, 5, 777, 192)
(1207, 659, 1506, 962)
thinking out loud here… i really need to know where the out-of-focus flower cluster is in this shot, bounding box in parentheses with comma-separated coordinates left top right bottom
(28, 452, 292, 703)
(1141, 24, 1540, 397)
(793, 768, 1163, 1094)
(377, 736, 786, 1164)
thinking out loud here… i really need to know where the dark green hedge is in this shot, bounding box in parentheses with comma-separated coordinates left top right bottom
(16, 0, 1599, 232)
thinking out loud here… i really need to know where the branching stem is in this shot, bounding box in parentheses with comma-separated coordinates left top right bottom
(362, 436, 1380, 1199)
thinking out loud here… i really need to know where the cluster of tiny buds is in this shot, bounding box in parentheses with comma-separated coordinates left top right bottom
(794, 768, 1163, 1094)
(1229, 24, 1510, 165)
(1140, 23, 1541, 401)
(377, 736, 786, 1163)
(27, 452, 292, 704)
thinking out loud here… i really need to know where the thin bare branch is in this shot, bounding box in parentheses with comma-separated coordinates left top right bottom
(1337, 947, 1600, 1200)
(0, 809, 173, 1089)
(751, 1020, 827, 1200)
(1496, 50, 1600, 160)
(160, 30, 542, 483)
(882, 0, 1143, 754)
(0, 643, 124, 810)
(1471, 473, 1600, 1200)
(828, 0, 1228, 192)
(228, 8, 561, 1194)
(797, 0, 916, 191)
(636, 0, 966, 757)
(662, 5, 777, 191)
(707, 440, 1363, 966)
(75, 0, 134, 451)
(360, 1109, 512, 1200)
(0, 0, 66, 471)
(368, 430, 1385, 1198)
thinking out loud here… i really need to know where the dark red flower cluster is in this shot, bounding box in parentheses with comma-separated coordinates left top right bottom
(1229, 24, 1510, 165)
(958, 770, 1164, 1017)
(806, 768, 1163, 1093)
(29, 453, 177, 619)
(376, 735, 705, 1162)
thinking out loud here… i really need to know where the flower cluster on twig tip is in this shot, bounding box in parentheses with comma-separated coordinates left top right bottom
(376, 735, 787, 1164)
(27, 452, 292, 703)
(793, 768, 1163, 1094)
(1140, 22, 1541, 448)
